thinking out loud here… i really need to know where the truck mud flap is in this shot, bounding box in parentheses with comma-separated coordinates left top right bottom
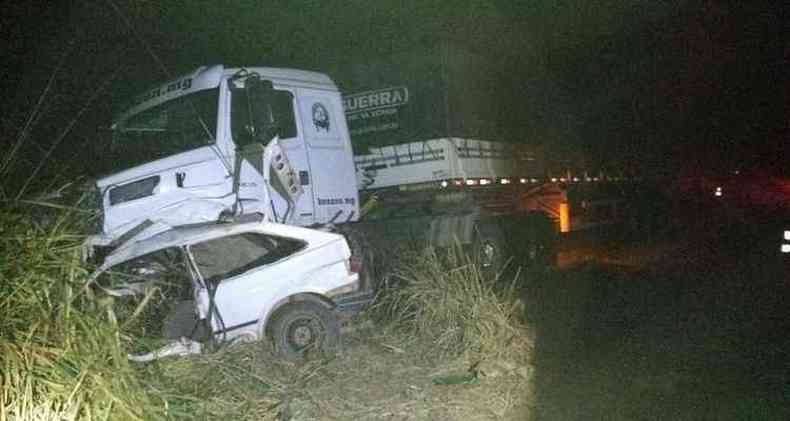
(333, 289, 375, 316)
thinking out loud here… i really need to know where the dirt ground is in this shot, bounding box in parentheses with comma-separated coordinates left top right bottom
(151, 324, 536, 421)
(285, 328, 534, 421)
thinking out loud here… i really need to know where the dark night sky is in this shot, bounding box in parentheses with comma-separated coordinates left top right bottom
(1, 0, 787, 194)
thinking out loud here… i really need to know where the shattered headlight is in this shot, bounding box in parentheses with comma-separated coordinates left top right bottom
(109, 176, 160, 205)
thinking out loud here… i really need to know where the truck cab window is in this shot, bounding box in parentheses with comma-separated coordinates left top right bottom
(100, 89, 218, 175)
(231, 86, 297, 147)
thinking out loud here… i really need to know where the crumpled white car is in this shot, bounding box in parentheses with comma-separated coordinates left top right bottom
(88, 217, 365, 361)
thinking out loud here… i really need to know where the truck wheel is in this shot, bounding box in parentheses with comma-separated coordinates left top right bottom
(269, 301, 340, 360)
(517, 213, 557, 270)
(523, 236, 555, 268)
(473, 221, 507, 279)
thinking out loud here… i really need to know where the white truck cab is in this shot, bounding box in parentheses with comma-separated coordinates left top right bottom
(94, 65, 359, 247)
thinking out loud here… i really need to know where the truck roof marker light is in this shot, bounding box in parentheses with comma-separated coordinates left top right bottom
(783, 230, 790, 241)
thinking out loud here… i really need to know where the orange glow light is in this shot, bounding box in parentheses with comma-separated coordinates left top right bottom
(559, 202, 570, 233)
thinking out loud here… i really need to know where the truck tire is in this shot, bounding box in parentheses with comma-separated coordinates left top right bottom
(473, 221, 507, 279)
(269, 301, 340, 360)
(513, 213, 557, 270)
(522, 235, 555, 269)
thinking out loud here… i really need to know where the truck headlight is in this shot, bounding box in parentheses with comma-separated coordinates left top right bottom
(109, 176, 160, 205)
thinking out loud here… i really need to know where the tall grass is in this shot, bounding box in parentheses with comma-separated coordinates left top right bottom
(374, 247, 534, 364)
(0, 206, 167, 420)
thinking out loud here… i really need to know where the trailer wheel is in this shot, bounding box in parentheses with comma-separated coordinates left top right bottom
(269, 301, 340, 360)
(473, 221, 507, 279)
(518, 213, 557, 269)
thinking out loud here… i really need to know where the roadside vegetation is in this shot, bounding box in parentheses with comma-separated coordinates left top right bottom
(0, 202, 536, 420)
(0, 205, 169, 420)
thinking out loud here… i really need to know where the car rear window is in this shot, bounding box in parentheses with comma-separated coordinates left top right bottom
(189, 232, 306, 283)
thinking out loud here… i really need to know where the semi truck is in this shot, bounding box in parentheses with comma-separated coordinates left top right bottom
(87, 44, 628, 282)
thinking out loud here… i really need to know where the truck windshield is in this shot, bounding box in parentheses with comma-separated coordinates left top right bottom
(103, 89, 219, 174)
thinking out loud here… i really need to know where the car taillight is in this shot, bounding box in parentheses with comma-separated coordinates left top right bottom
(349, 258, 363, 274)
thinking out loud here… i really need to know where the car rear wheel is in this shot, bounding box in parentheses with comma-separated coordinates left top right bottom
(269, 301, 340, 360)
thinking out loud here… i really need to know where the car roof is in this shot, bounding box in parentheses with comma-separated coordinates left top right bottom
(99, 217, 340, 271)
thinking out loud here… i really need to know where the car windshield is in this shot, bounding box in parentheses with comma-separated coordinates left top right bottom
(100, 88, 219, 174)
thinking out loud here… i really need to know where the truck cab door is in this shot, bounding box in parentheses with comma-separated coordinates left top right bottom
(229, 79, 314, 225)
(297, 90, 360, 224)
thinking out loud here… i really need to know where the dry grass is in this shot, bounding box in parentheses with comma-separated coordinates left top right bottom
(142, 325, 534, 421)
(373, 247, 535, 363)
(367, 247, 537, 419)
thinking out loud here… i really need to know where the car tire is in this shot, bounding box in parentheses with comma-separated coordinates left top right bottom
(269, 301, 340, 360)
